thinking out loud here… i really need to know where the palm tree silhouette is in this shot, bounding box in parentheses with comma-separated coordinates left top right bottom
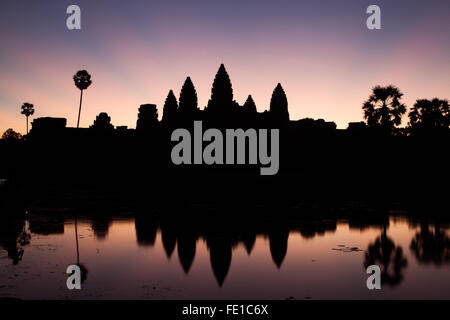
(410, 222, 450, 265)
(73, 70, 92, 128)
(20, 103, 34, 135)
(362, 85, 406, 133)
(408, 98, 450, 133)
(364, 225, 408, 287)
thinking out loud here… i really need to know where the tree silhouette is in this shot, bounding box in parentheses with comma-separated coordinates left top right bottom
(270, 83, 289, 123)
(136, 104, 159, 133)
(90, 112, 114, 132)
(162, 90, 178, 126)
(408, 98, 450, 134)
(362, 85, 406, 133)
(20, 103, 34, 135)
(179, 77, 198, 117)
(2, 128, 22, 141)
(364, 226, 408, 287)
(206, 64, 235, 115)
(243, 95, 257, 113)
(73, 70, 92, 128)
(410, 222, 450, 265)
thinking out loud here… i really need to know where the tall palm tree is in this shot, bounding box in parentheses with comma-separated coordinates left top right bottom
(20, 103, 34, 135)
(73, 70, 92, 128)
(362, 85, 406, 133)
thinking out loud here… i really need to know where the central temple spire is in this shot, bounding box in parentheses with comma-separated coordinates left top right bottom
(206, 64, 234, 115)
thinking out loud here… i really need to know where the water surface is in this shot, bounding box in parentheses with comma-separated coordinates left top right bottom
(1, 210, 450, 299)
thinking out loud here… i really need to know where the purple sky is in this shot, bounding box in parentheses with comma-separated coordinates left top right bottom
(1, 0, 449, 133)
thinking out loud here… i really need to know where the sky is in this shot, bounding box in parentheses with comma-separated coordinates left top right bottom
(0, 0, 449, 134)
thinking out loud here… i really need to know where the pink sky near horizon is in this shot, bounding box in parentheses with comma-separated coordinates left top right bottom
(1, 2, 449, 135)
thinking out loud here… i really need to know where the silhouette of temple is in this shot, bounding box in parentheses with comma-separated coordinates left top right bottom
(136, 104, 159, 133)
(28, 64, 340, 138)
(2, 63, 446, 206)
(35, 64, 450, 144)
(31, 117, 67, 136)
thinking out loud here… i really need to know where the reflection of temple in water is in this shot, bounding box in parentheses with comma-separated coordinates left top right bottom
(130, 214, 342, 287)
(268, 228, 289, 268)
(177, 230, 197, 274)
(135, 215, 158, 246)
(29, 214, 64, 235)
(160, 221, 177, 259)
(90, 216, 112, 240)
(4, 203, 450, 289)
(207, 236, 232, 287)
